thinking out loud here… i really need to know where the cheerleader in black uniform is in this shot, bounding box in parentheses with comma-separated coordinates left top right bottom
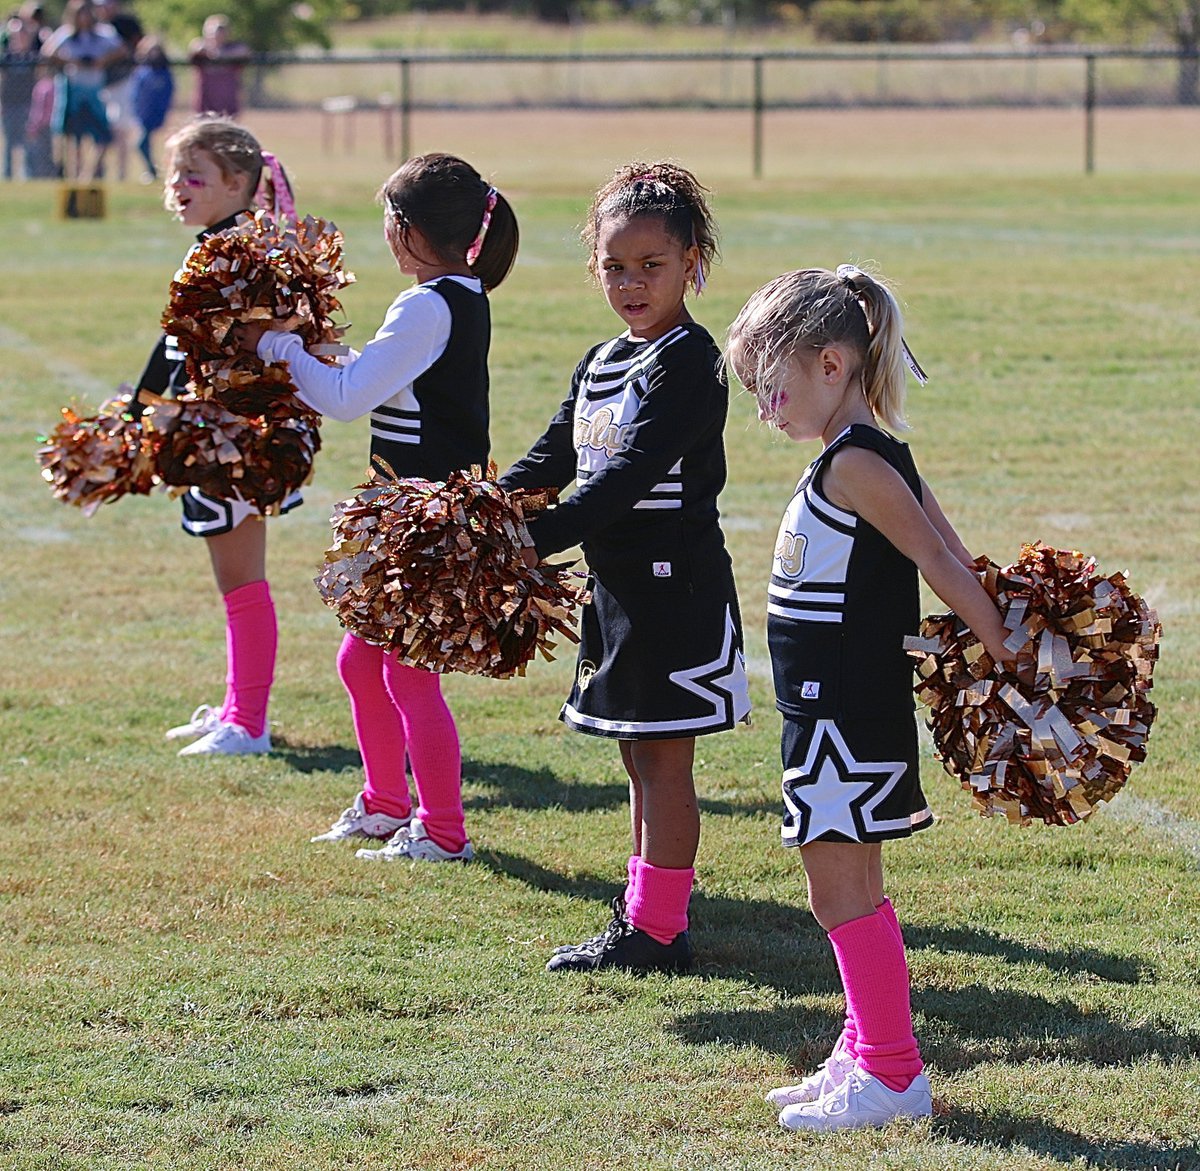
(135, 115, 296, 757)
(726, 265, 1012, 1132)
(501, 162, 751, 974)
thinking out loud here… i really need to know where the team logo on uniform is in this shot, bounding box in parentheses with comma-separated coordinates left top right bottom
(653, 562, 672, 577)
(577, 660, 598, 691)
(801, 681, 820, 700)
(775, 529, 807, 577)
(575, 405, 631, 459)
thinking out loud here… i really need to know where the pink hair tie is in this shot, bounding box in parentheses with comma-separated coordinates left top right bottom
(257, 150, 297, 224)
(466, 187, 498, 267)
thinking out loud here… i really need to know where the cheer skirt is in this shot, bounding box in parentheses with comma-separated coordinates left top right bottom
(779, 714, 932, 846)
(180, 486, 303, 538)
(560, 538, 751, 741)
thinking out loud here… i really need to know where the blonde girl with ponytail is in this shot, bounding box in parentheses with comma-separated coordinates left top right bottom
(726, 264, 1011, 1132)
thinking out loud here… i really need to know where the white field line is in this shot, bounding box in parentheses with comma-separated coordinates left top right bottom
(1, 322, 111, 400)
(1106, 793, 1200, 863)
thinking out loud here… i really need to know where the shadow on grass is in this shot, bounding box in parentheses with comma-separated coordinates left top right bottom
(464, 758, 775, 817)
(906, 923, 1150, 985)
(918, 984, 1200, 1070)
(463, 757, 627, 814)
(476, 847, 627, 906)
(270, 740, 363, 775)
(936, 1106, 1198, 1170)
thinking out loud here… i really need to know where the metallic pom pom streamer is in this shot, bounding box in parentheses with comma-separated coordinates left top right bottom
(36, 388, 160, 516)
(162, 209, 354, 416)
(142, 393, 321, 512)
(315, 463, 588, 679)
(904, 542, 1161, 827)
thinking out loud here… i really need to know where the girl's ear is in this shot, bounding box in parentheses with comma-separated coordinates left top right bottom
(819, 345, 848, 382)
(682, 242, 699, 283)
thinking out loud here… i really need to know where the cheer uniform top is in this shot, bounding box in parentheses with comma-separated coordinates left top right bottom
(769, 424, 931, 845)
(257, 274, 489, 483)
(135, 212, 303, 537)
(501, 322, 751, 741)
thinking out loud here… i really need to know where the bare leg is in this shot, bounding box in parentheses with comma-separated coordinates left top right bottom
(628, 737, 698, 869)
(204, 514, 266, 594)
(619, 739, 643, 858)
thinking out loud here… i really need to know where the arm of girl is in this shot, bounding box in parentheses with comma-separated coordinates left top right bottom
(498, 387, 579, 498)
(918, 476, 976, 569)
(825, 447, 1011, 665)
(518, 343, 722, 559)
(253, 286, 450, 423)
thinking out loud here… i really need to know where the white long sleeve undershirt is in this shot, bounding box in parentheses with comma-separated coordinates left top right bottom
(256, 275, 481, 422)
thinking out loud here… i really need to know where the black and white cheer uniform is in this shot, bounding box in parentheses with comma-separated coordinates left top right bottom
(501, 323, 751, 741)
(135, 212, 302, 537)
(257, 274, 490, 483)
(768, 424, 932, 845)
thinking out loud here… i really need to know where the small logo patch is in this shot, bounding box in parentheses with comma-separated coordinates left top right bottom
(801, 681, 821, 700)
(577, 661, 598, 691)
(653, 561, 672, 577)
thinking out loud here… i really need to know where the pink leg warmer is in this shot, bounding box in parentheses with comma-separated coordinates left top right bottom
(382, 656, 465, 853)
(623, 854, 642, 907)
(829, 911, 923, 1093)
(837, 900, 903, 1064)
(626, 862, 693, 945)
(336, 634, 412, 820)
(219, 580, 275, 738)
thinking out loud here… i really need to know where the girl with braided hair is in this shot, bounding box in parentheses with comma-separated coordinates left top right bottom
(726, 264, 1011, 1131)
(501, 161, 751, 974)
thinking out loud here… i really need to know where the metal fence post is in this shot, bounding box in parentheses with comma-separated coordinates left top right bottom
(1084, 53, 1096, 174)
(400, 57, 412, 162)
(752, 54, 764, 179)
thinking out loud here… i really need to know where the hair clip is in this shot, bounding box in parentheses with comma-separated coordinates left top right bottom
(902, 339, 928, 385)
(466, 187, 498, 266)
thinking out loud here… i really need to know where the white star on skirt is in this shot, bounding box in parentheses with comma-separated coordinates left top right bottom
(782, 719, 909, 842)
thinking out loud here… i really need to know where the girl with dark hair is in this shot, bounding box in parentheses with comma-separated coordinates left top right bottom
(242, 152, 519, 863)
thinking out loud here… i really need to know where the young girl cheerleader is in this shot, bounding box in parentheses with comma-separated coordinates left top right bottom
(725, 265, 1013, 1131)
(500, 162, 751, 974)
(136, 114, 296, 758)
(241, 153, 519, 863)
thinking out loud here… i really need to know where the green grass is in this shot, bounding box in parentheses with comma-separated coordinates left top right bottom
(1, 127, 1199, 1170)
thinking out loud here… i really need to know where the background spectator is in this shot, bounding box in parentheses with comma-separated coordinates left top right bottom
(96, 0, 142, 180)
(1, 15, 38, 179)
(24, 59, 58, 177)
(188, 14, 248, 117)
(41, 0, 124, 180)
(130, 34, 172, 181)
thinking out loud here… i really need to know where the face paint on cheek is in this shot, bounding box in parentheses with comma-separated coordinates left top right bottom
(758, 387, 787, 423)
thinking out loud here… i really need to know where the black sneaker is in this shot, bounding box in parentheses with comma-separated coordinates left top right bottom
(552, 895, 625, 955)
(545, 897, 694, 974)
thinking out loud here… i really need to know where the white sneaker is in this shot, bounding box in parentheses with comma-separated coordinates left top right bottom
(310, 793, 411, 843)
(779, 1067, 931, 1132)
(766, 1047, 855, 1107)
(355, 817, 473, 863)
(165, 704, 222, 743)
(177, 720, 272, 757)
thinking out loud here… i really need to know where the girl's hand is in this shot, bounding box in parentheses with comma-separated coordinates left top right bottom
(520, 545, 540, 570)
(231, 321, 268, 355)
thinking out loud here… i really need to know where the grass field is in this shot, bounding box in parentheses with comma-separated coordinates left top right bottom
(2, 109, 1199, 1170)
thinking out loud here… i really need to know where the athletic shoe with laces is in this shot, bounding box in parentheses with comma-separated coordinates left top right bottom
(766, 1046, 856, 1107)
(545, 897, 694, 974)
(310, 793, 412, 843)
(354, 817, 473, 863)
(778, 1067, 932, 1132)
(177, 720, 272, 757)
(552, 895, 626, 955)
(165, 704, 222, 743)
